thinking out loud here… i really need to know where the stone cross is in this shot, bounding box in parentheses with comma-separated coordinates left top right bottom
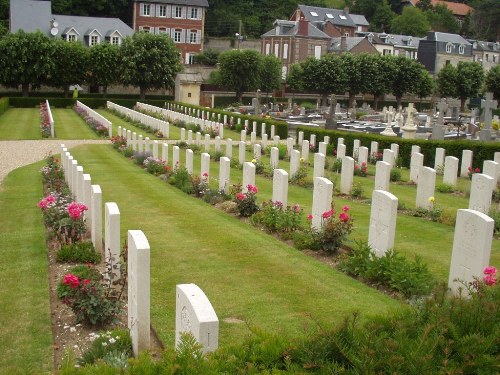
(325, 94, 337, 130)
(481, 92, 497, 129)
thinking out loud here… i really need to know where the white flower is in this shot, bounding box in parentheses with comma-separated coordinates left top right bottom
(70, 327, 76, 332)
(102, 342, 108, 347)
(109, 338, 116, 344)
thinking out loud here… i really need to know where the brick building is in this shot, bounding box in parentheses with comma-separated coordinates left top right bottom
(132, 0, 209, 64)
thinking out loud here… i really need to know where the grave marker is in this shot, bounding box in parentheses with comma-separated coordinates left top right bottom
(416, 167, 436, 209)
(242, 162, 256, 193)
(469, 173, 494, 214)
(314, 153, 325, 178)
(375, 161, 391, 191)
(272, 169, 288, 206)
(105, 202, 121, 283)
(340, 156, 355, 195)
(369, 190, 398, 257)
(311, 177, 334, 230)
(186, 149, 194, 175)
(219, 157, 230, 193)
(443, 156, 459, 186)
(91, 185, 102, 253)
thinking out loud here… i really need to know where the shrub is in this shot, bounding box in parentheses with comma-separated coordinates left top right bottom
(56, 241, 101, 263)
(233, 184, 259, 217)
(390, 168, 401, 182)
(133, 151, 151, 166)
(351, 182, 364, 198)
(40, 153, 65, 191)
(331, 158, 342, 173)
(192, 173, 210, 197)
(369, 151, 383, 165)
(168, 165, 193, 194)
(143, 156, 166, 176)
(110, 136, 127, 150)
(57, 264, 101, 300)
(436, 182, 454, 193)
(353, 162, 368, 177)
(290, 159, 309, 186)
(307, 205, 353, 254)
(251, 201, 303, 233)
(79, 329, 132, 366)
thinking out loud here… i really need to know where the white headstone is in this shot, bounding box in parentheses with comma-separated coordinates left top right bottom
(301, 140, 310, 161)
(138, 135, 144, 153)
(286, 138, 294, 157)
(482, 160, 499, 192)
(410, 152, 424, 183)
(91, 185, 102, 253)
(358, 146, 368, 166)
(162, 143, 169, 163)
(186, 149, 194, 175)
(298, 131, 304, 145)
(253, 144, 261, 160)
(314, 153, 325, 178)
(242, 162, 256, 193)
(201, 153, 210, 179)
(318, 141, 327, 156)
(353, 139, 360, 159)
(104, 202, 121, 283)
(261, 133, 268, 149)
(310, 134, 316, 149)
(272, 169, 289, 206)
(145, 137, 150, 154)
(311, 177, 334, 231)
(83, 174, 92, 225)
(187, 130, 193, 145)
(370, 141, 379, 159)
(175, 284, 219, 354)
(204, 134, 211, 152)
(241, 130, 246, 142)
(173, 146, 180, 169)
(215, 136, 221, 153)
(443, 156, 459, 186)
(337, 144, 346, 159)
(270, 147, 279, 170)
(340, 156, 355, 195)
(448, 209, 494, 295)
(390, 143, 399, 163)
(127, 230, 150, 357)
(383, 149, 395, 167)
(375, 161, 391, 191)
(411, 145, 421, 155)
(226, 138, 233, 159)
(152, 140, 158, 159)
(290, 149, 300, 177)
(434, 148, 445, 171)
(239, 141, 246, 164)
(273, 135, 280, 144)
(324, 135, 330, 145)
(460, 150, 473, 177)
(337, 137, 344, 150)
(369, 190, 398, 258)
(251, 132, 256, 144)
(219, 157, 230, 194)
(270, 125, 275, 138)
(469, 173, 494, 214)
(196, 132, 201, 146)
(75, 166, 84, 202)
(416, 167, 436, 209)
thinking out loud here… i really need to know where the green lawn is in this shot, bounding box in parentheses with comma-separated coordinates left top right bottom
(0, 163, 53, 373)
(0, 108, 41, 140)
(52, 108, 101, 139)
(70, 144, 403, 349)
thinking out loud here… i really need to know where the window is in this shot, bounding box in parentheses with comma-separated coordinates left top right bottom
(190, 7, 198, 19)
(281, 66, 287, 80)
(187, 54, 195, 64)
(274, 43, 279, 57)
(326, 13, 334, 19)
(339, 14, 347, 20)
(111, 36, 120, 45)
(314, 45, 321, 59)
(344, 32, 349, 37)
(174, 6, 182, 18)
(158, 5, 167, 17)
(140, 26, 151, 33)
(310, 11, 318, 17)
(283, 43, 288, 59)
(157, 27, 169, 34)
(174, 29, 182, 43)
(459, 44, 465, 54)
(383, 49, 391, 55)
(90, 35, 99, 46)
(265, 43, 270, 55)
(141, 3, 151, 16)
(189, 30, 197, 43)
(446, 43, 452, 53)
(486, 54, 489, 62)
(67, 34, 77, 42)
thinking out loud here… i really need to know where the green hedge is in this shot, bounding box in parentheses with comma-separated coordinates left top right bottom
(168, 100, 288, 138)
(8, 97, 168, 109)
(297, 126, 500, 169)
(0, 91, 174, 100)
(0, 97, 9, 116)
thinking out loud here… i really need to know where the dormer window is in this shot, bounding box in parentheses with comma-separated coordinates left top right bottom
(310, 11, 318, 17)
(459, 44, 465, 54)
(67, 34, 77, 42)
(446, 43, 453, 53)
(407, 37, 412, 46)
(86, 29, 102, 46)
(111, 36, 120, 45)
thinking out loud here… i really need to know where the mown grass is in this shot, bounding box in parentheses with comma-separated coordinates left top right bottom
(0, 108, 41, 140)
(52, 108, 100, 140)
(0, 163, 53, 373)
(70, 144, 403, 350)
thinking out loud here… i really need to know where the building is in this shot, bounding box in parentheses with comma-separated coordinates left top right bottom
(417, 31, 473, 74)
(469, 40, 500, 71)
(360, 33, 421, 59)
(403, 0, 474, 24)
(132, 0, 209, 64)
(329, 36, 378, 55)
(261, 19, 330, 77)
(10, 0, 133, 46)
(290, 4, 369, 37)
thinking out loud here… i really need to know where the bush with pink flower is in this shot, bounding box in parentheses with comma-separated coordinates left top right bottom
(234, 184, 260, 217)
(483, 266, 497, 286)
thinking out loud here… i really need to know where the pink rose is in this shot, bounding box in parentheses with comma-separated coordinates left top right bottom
(342, 205, 350, 212)
(483, 266, 497, 275)
(307, 214, 313, 220)
(236, 192, 245, 201)
(339, 212, 350, 223)
(63, 274, 80, 289)
(483, 274, 497, 286)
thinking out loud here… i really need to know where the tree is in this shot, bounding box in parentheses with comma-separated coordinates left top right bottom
(286, 63, 304, 103)
(391, 7, 430, 37)
(389, 55, 428, 108)
(456, 61, 484, 111)
(436, 63, 458, 98)
(339, 53, 363, 108)
(370, 0, 395, 32)
(85, 43, 122, 97)
(121, 32, 182, 100)
(470, 0, 500, 41)
(425, 4, 460, 34)
(485, 65, 500, 101)
(215, 49, 261, 102)
(194, 49, 219, 66)
(0, 31, 55, 96)
(416, 0, 433, 11)
(350, 0, 382, 21)
(259, 55, 282, 99)
(363, 54, 394, 110)
(301, 54, 348, 106)
(415, 69, 435, 111)
(49, 40, 87, 97)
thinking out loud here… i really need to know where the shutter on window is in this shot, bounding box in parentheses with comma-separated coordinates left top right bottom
(187, 7, 192, 19)
(170, 29, 175, 39)
(156, 5, 160, 17)
(182, 6, 187, 19)
(166, 5, 171, 18)
(199, 8, 203, 20)
(155, 27, 160, 34)
(165, 28, 170, 37)
(150, 4, 155, 15)
(140, 3, 144, 16)
(197, 30, 201, 44)
(180, 29, 186, 43)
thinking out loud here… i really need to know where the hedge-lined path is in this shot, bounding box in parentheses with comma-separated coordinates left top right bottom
(0, 139, 108, 186)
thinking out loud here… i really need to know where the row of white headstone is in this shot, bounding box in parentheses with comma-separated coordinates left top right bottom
(107, 101, 170, 138)
(59, 144, 219, 357)
(75, 100, 112, 137)
(45, 99, 55, 138)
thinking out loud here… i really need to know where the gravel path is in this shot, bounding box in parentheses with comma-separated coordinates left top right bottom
(0, 139, 109, 185)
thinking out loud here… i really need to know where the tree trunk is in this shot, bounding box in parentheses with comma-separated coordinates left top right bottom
(321, 94, 328, 107)
(236, 91, 242, 103)
(103, 86, 108, 99)
(22, 83, 29, 97)
(140, 87, 147, 100)
(460, 97, 465, 112)
(348, 93, 355, 109)
(396, 95, 402, 109)
(374, 95, 380, 110)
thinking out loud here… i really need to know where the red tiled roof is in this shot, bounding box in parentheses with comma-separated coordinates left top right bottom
(413, 0, 474, 16)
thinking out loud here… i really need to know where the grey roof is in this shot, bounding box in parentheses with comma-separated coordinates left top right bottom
(262, 19, 330, 39)
(329, 37, 366, 52)
(425, 31, 471, 45)
(298, 5, 356, 27)
(10, 0, 133, 40)
(468, 40, 500, 52)
(132, 0, 209, 6)
(349, 14, 369, 26)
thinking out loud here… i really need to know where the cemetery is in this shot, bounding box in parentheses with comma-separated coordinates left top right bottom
(0, 98, 499, 373)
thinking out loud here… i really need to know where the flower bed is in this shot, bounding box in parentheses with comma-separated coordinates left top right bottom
(74, 104, 109, 137)
(39, 101, 51, 138)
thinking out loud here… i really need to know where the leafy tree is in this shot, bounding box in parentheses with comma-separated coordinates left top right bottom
(436, 63, 458, 98)
(456, 61, 484, 111)
(416, 0, 433, 11)
(301, 54, 348, 106)
(363, 54, 394, 110)
(350, 0, 382, 21)
(0, 31, 55, 97)
(389, 55, 427, 108)
(370, 0, 395, 32)
(470, 0, 500, 41)
(259, 55, 282, 99)
(286, 63, 304, 103)
(339, 53, 363, 108)
(85, 43, 122, 97)
(391, 7, 430, 37)
(50, 40, 87, 97)
(415, 69, 435, 111)
(215, 49, 261, 102)
(485, 65, 500, 101)
(194, 49, 219, 66)
(121, 32, 182, 100)
(425, 4, 460, 34)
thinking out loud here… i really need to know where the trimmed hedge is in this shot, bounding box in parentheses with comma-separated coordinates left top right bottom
(8, 97, 168, 110)
(0, 97, 9, 116)
(0, 91, 174, 100)
(297, 126, 500, 169)
(168, 100, 289, 138)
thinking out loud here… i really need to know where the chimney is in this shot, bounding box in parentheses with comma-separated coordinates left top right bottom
(344, 6, 349, 14)
(340, 35, 347, 51)
(298, 17, 308, 36)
